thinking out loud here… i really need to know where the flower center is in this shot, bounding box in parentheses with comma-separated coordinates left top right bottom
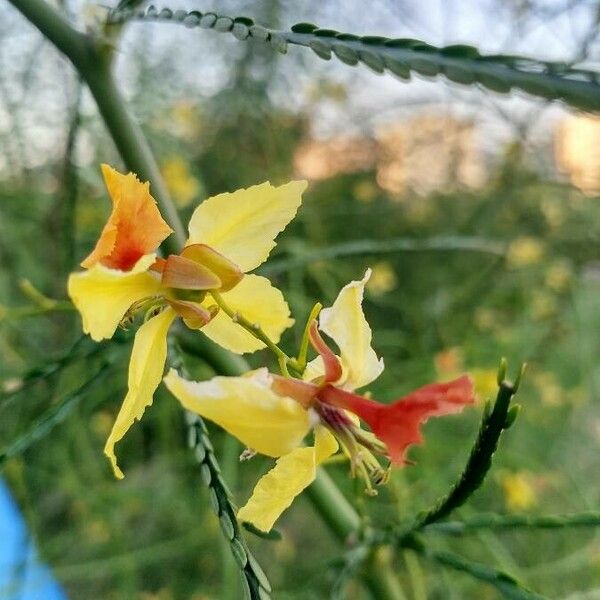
(314, 400, 390, 495)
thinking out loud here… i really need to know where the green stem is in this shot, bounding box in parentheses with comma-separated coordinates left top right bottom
(423, 512, 600, 533)
(0, 302, 75, 321)
(289, 301, 322, 374)
(209, 290, 293, 376)
(407, 538, 547, 600)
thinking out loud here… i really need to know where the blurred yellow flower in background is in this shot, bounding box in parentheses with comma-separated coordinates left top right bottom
(532, 290, 558, 320)
(435, 348, 496, 401)
(500, 471, 538, 511)
(161, 156, 201, 208)
(366, 261, 397, 295)
(353, 179, 378, 203)
(474, 307, 497, 331)
(545, 260, 573, 292)
(532, 371, 563, 407)
(507, 237, 544, 268)
(541, 199, 566, 228)
(471, 369, 498, 401)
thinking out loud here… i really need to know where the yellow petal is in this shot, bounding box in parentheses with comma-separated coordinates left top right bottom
(201, 275, 293, 354)
(187, 180, 307, 272)
(319, 269, 384, 390)
(67, 254, 161, 341)
(164, 368, 310, 457)
(104, 307, 176, 479)
(237, 425, 337, 532)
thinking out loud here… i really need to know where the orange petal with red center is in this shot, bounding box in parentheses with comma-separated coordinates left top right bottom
(309, 321, 343, 384)
(319, 375, 475, 465)
(81, 165, 173, 271)
(169, 299, 218, 330)
(181, 244, 243, 292)
(161, 255, 221, 290)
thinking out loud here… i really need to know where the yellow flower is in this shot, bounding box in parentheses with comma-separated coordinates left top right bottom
(506, 237, 544, 268)
(500, 471, 538, 511)
(166, 271, 474, 532)
(532, 371, 563, 407)
(68, 165, 306, 478)
(545, 260, 572, 292)
(161, 156, 201, 208)
(531, 291, 557, 320)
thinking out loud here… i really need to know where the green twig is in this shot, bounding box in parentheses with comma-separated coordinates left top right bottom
(171, 341, 271, 600)
(209, 290, 292, 376)
(261, 236, 506, 275)
(7, 0, 186, 251)
(423, 512, 600, 533)
(0, 364, 110, 466)
(407, 538, 548, 600)
(0, 335, 101, 405)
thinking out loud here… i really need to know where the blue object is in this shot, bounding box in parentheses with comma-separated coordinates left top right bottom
(0, 479, 66, 600)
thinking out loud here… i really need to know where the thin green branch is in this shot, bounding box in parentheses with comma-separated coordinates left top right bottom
(82, 64, 186, 249)
(0, 364, 110, 466)
(209, 290, 293, 376)
(261, 236, 506, 276)
(407, 539, 548, 600)
(423, 512, 600, 534)
(0, 335, 102, 406)
(110, 6, 600, 111)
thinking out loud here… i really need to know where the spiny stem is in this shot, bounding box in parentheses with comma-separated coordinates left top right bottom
(172, 342, 271, 600)
(209, 290, 294, 377)
(187, 415, 272, 600)
(392, 360, 525, 541)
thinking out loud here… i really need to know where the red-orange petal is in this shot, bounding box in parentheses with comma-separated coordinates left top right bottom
(318, 375, 475, 465)
(308, 321, 343, 384)
(81, 165, 173, 271)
